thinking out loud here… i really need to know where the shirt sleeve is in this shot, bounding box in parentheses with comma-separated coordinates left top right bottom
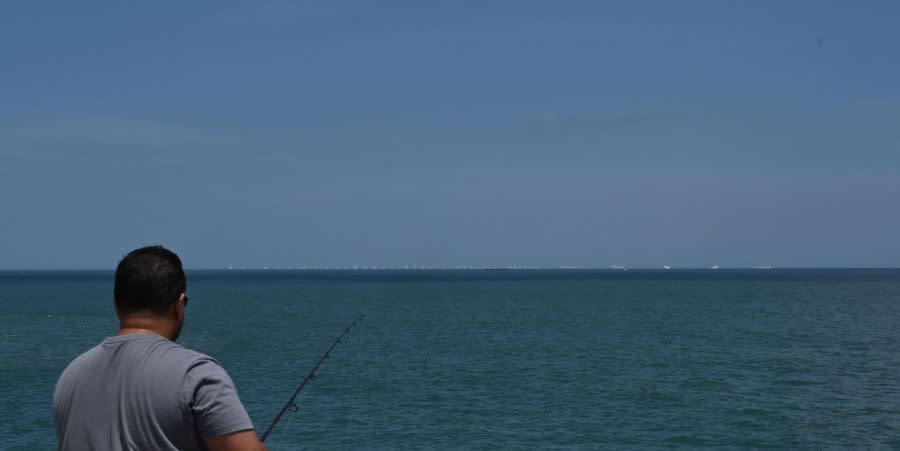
(184, 358, 255, 438)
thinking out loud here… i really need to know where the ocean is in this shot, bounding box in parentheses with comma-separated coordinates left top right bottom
(2, 269, 900, 449)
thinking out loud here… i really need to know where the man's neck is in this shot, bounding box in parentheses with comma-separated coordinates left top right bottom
(117, 316, 174, 340)
(118, 327, 166, 337)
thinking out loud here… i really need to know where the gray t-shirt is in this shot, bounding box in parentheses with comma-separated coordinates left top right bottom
(52, 333, 254, 451)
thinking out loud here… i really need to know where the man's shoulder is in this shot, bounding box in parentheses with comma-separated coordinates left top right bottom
(158, 340, 220, 367)
(57, 341, 110, 381)
(140, 337, 226, 377)
(177, 347, 225, 374)
(147, 339, 229, 379)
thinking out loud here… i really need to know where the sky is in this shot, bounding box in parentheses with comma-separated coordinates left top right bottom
(1, 1, 899, 269)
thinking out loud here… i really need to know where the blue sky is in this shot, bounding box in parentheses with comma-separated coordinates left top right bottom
(1, 1, 898, 269)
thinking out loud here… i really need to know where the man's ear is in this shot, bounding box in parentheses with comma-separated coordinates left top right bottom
(174, 293, 186, 320)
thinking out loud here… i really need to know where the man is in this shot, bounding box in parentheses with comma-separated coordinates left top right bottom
(52, 245, 266, 450)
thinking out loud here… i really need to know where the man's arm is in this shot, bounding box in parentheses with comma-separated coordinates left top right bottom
(186, 358, 261, 450)
(204, 430, 266, 451)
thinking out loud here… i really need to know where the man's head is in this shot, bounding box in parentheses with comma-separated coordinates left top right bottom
(114, 245, 188, 340)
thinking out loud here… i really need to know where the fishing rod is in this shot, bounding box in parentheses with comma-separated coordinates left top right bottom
(260, 314, 366, 443)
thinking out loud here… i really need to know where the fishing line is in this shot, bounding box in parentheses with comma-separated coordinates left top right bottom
(345, 318, 364, 449)
(272, 401, 297, 450)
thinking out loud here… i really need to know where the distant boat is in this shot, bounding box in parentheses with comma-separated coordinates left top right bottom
(663, 265, 671, 270)
(610, 265, 628, 271)
(755, 265, 773, 269)
(710, 265, 720, 270)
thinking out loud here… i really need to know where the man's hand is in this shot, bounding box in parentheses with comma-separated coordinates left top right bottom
(204, 430, 267, 451)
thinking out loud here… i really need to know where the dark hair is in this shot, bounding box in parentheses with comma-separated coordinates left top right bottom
(114, 245, 186, 315)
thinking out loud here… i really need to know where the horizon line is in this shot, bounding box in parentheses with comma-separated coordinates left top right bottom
(2, 266, 900, 272)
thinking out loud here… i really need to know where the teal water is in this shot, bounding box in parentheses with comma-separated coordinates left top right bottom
(3, 269, 900, 449)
